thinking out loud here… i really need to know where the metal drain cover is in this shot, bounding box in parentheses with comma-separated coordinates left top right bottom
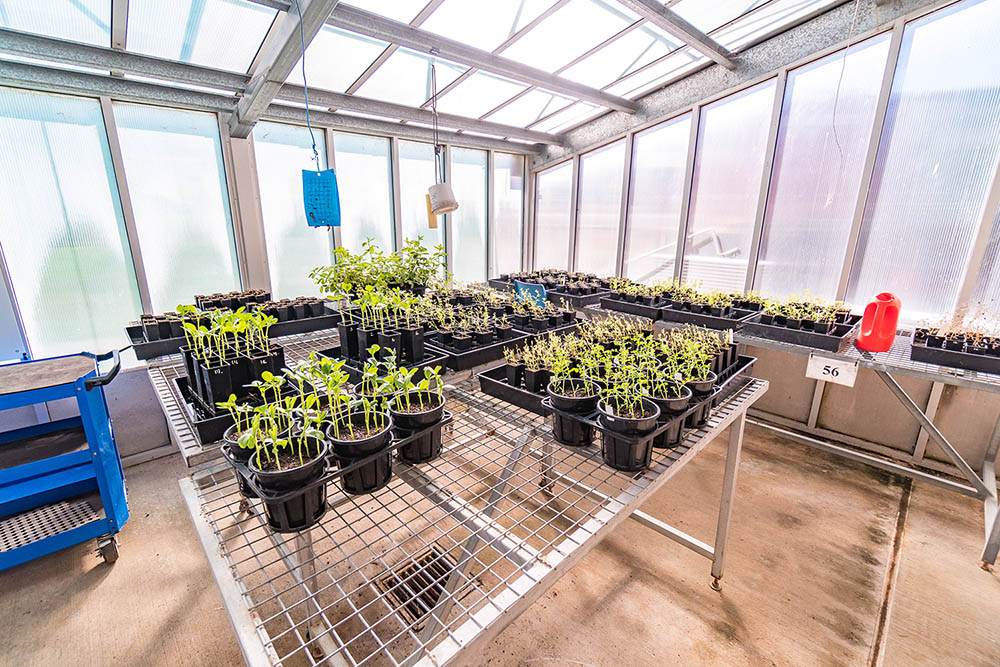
(0, 500, 100, 552)
(377, 546, 457, 628)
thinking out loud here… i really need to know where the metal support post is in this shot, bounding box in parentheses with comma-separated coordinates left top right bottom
(875, 370, 992, 499)
(711, 412, 746, 590)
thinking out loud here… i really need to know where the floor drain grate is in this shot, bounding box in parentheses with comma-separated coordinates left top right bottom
(377, 546, 457, 629)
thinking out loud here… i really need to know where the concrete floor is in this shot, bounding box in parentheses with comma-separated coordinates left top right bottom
(1, 425, 997, 667)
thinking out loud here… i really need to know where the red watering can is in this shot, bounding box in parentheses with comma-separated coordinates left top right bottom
(856, 292, 900, 353)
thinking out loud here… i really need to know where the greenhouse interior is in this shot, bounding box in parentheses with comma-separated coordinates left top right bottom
(1, 0, 1000, 665)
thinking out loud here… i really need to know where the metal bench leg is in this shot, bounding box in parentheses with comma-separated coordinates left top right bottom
(711, 411, 746, 591)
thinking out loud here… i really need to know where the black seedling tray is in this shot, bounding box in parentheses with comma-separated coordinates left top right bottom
(741, 314, 862, 352)
(487, 279, 514, 291)
(427, 329, 532, 371)
(477, 364, 548, 415)
(173, 375, 241, 443)
(317, 344, 449, 383)
(658, 305, 759, 330)
(599, 297, 662, 321)
(225, 411, 453, 503)
(910, 341, 1000, 375)
(546, 289, 611, 309)
(127, 306, 341, 360)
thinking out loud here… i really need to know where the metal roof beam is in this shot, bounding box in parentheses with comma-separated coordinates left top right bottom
(229, 0, 340, 138)
(262, 104, 543, 154)
(276, 84, 566, 145)
(0, 28, 249, 91)
(0, 60, 236, 111)
(613, 0, 737, 70)
(323, 4, 638, 113)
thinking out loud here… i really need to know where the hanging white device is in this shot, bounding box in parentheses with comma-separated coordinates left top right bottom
(428, 62, 459, 216)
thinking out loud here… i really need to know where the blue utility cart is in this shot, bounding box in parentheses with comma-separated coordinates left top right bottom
(0, 350, 128, 570)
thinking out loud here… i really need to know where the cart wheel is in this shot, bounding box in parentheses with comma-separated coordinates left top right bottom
(710, 576, 722, 592)
(98, 537, 119, 564)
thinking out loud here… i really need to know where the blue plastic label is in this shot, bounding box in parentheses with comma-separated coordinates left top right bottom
(302, 169, 341, 227)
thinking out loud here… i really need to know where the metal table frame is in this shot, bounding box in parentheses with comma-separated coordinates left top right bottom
(180, 376, 768, 666)
(584, 305, 1000, 567)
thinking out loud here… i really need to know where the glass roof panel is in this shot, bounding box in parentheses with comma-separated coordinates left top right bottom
(502, 0, 640, 73)
(604, 47, 706, 98)
(434, 71, 530, 118)
(355, 48, 466, 107)
(286, 25, 389, 92)
(712, 0, 841, 50)
(421, 0, 555, 52)
(127, 0, 276, 73)
(561, 22, 682, 88)
(0, 0, 110, 46)
(483, 88, 575, 127)
(671, 0, 769, 33)
(530, 101, 602, 133)
(344, 0, 430, 23)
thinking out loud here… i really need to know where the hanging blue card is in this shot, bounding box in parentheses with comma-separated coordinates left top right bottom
(302, 169, 341, 227)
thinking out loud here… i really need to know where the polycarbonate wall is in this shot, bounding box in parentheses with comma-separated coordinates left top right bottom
(0, 93, 526, 358)
(532, 0, 1000, 325)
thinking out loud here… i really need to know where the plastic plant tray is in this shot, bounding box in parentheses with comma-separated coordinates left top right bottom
(127, 307, 342, 360)
(546, 289, 611, 309)
(658, 306, 759, 330)
(316, 344, 450, 383)
(599, 296, 662, 321)
(477, 354, 755, 419)
(910, 340, 1000, 375)
(427, 329, 532, 371)
(740, 314, 862, 352)
(173, 375, 239, 444)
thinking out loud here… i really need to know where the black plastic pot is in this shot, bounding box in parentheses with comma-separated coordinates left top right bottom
(293, 303, 309, 320)
(389, 391, 445, 463)
(358, 328, 380, 359)
(326, 411, 393, 495)
(338, 322, 360, 359)
(685, 372, 717, 427)
(597, 398, 661, 472)
(142, 318, 161, 341)
(249, 438, 329, 533)
(496, 325, 514, 340)
(452, 334, 473, 351)
(505, 363, 524, 388)
(546, 379, 599, 447)
(199, 360, 233, 406)
(562, 310, 576, 323)
(228, 353, 252, 398)
(221, 434, 257, 499)
(531, 317, 549, 332)
(646, 384, 692, 449)
(474, 330, 493, 346)
(377, 330, 403, 362)
(399, 326, 425, 363)
(523, 368, 550, 394)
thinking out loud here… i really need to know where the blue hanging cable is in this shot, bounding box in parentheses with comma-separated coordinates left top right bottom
(291, 0, 321, 173)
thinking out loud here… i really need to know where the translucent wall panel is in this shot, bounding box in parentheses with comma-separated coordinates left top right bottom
(755, 35, 890, 299)
(333, 133, 395, 254)
(623, 113, 691, 283)
(847, 0, 1000, 322)
(399, 140, 445, 252)
(114, 103, 239, 311)
(682, 81, 776, 291)
(127, 0, 276, 72)
(450, 148, 488, 283)
(493, 153, 525, 276)
(971, 206, 1000, 313)
(0, 88, 140, 357)
(575, 141, 626, 276)
(0, 0, 110, 46)
(534, 162, 573, 270)
(253, 122, 330, 299)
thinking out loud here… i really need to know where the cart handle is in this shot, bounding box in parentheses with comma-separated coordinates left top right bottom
(85, 349, 121, 390)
